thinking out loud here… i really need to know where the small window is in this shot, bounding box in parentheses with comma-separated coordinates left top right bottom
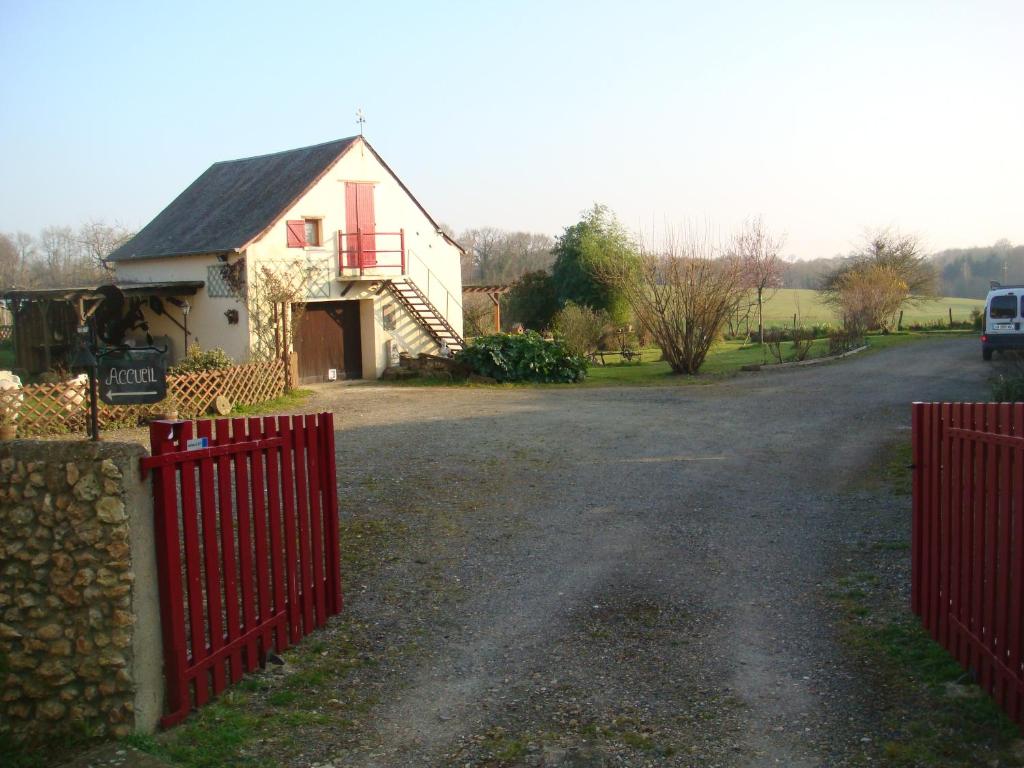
(989, 295, 1017, 319)
(304, 219, 322, 247)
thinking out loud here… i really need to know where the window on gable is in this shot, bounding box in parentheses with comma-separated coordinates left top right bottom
(286, 218, 322, 248)
(304, 219, 322, 247)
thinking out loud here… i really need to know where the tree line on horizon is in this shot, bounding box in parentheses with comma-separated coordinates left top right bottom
(1, 220, 1012, 301)
(458, 226, 1015, 301)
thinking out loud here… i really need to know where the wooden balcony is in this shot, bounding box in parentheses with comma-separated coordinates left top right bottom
(337, 229, 405, 276)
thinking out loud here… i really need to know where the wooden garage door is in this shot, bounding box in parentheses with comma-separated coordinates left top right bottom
(294, 302, 362, 384)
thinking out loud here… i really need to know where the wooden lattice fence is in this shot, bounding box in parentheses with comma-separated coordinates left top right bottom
(0, 360, 286, 436)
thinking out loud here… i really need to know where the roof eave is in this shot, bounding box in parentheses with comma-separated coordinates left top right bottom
(109, 248, 237, 263)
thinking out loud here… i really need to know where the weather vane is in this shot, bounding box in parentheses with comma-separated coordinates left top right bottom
(356, 108, 366, 136)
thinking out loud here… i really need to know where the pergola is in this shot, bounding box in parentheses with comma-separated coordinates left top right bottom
(3, 281, 203, 374)
(461, 284, 512, 333)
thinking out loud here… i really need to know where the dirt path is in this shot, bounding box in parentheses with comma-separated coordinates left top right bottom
(167, 337, 993, 767)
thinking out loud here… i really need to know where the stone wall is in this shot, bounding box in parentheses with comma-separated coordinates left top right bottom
(0, 440, 161, 742)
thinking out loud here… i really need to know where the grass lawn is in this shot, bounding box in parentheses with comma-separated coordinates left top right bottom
(583, 330, 974, 386)
(230, 388, 314, 416)
(382, 330, 976, 389)
(759, 288, 983, 328)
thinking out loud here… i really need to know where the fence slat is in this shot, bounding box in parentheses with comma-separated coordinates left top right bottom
(230, 417, 259, 672)
(929, 403, 942, 639)
(247, 416, 273, 660)
(982, 403, 999, 694)
(176, 420, 209, 707)
(196, 418, 227, 695)
(971, 404, 986, 679)
(321, 412, 343, 613)
(996, 403, 1012, 709)
(1011, 406, 1024, 721)
(949, 403, 963, 662)
(278, 416, 302, 643)
(960, 404, 978, 669)
(921, 402, 934, 634)
(939, 403, 952, 647)
(912, 403, 924, 614)
(305, 414, 327, 627)
(214, 418, 244, 684)
(263, 416, 290, 652)
(292, 416, 315, 635)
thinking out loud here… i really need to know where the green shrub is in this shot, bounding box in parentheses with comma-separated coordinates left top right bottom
(971, 307, 984, 331)
(552, 302, 608, 356)
(457, 331, 588, 383)
(791, 327, 815, 361)
(505, 270, 559, 331)
(987, 372, 1024, 403)
(169, 344, 235, 375)
(828, 328, 865, 356)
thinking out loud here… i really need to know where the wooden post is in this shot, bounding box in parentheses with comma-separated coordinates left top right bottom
(898, 309, 904, 331)
(949, 306, 954, 326)
(272, 303, 280, 359)
(489, 292, 501, 333)
(40, 302, 51, 372)
(281, 303, 292, 390)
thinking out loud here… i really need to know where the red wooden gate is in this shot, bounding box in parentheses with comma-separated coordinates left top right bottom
(141, 413, 341, 727)
(912, 402, 1024, 726)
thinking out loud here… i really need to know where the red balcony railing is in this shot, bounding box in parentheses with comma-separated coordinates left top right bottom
(337, 229, 405, 276)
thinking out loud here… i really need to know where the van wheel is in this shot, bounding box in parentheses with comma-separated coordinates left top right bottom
(983, 347, 993, 361)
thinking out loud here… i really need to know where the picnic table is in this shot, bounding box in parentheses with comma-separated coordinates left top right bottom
(589, 348, 642, 365)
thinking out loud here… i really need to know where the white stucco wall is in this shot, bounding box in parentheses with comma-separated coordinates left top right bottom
(245, 138, 464, 377)
(114, 254, 249, 364)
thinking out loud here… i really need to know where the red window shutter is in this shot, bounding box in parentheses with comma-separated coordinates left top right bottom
(286, 220, 306, 248)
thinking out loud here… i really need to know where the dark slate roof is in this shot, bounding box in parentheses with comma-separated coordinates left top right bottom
(108, 137, 359, 262)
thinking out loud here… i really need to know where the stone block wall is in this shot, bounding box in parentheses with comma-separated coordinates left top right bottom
(0, 440, 162, 742)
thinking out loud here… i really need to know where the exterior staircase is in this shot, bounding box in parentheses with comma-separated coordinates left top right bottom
(384, 278, 465, 353)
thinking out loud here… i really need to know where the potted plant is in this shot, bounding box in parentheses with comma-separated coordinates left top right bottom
(0, 408, 17, 440)
(149, 392, 179, 422)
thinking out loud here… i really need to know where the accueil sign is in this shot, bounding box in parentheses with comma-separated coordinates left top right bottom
(98, 353, 168, 405)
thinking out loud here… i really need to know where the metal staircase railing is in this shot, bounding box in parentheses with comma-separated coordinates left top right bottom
(384, 278, 465, 353)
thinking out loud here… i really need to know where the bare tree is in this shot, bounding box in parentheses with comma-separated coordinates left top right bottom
(821, 229, 938, 331)
(241, 257, 321, 388)
(825, 264, 909, 333)
(733, 217, 785, 344)
(596, 226, 748, 374)
(459, 228, 555, 284)
(0, 234, 23, 290)
(78, 220, 134, 272)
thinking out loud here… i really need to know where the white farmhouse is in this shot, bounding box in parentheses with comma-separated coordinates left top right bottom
(108, 136, 464, 383)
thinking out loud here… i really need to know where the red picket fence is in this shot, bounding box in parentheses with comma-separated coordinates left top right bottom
(141, 413, 341, 727)
(912, 402, 1024, 726)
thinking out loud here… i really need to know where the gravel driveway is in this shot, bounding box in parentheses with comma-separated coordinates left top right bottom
(191, 338, 993, 767)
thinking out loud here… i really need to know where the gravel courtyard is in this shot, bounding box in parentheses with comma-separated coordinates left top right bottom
(148, 337, 993, 767)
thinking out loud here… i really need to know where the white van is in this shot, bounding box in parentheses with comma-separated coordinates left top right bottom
(982, 283, 1024, 360)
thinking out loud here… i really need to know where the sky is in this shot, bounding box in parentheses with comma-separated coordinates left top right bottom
(1, 0, 1021, 258)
